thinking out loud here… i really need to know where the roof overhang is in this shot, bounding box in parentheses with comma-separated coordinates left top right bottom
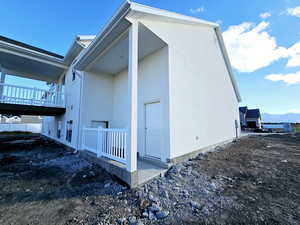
(214, 27, 242, 102)
(74, 0, 241, 102)
(75, 1, 132, 70)
(0, 38, 67, 82)
(75, 1, 219, 71)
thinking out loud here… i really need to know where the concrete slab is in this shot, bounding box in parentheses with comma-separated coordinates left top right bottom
(79, 150, 167, 187)
(137, 159, 167, 185)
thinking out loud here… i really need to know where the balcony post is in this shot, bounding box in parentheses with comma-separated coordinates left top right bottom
(0, 70, 6, 102)
(126, 21, 138, 172)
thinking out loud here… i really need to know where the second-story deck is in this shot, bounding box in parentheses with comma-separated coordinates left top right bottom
(0, 83, 65, 116)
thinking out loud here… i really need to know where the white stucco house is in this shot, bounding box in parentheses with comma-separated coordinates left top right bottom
(0, 1, 241, 186)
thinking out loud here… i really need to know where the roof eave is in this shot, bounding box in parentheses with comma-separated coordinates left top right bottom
(74, 0, 131, 70)
(0, 41, 67, 70)
(63, 38, 85, 65)
(215, 27, 242, 102)
(74, 1, 222, 71)
(130, 2, 219, 28)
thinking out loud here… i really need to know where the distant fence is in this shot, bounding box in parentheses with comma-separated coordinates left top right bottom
(0, 123, 42, 133)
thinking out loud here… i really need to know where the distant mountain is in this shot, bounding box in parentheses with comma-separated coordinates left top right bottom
(262, 113, 300, 123)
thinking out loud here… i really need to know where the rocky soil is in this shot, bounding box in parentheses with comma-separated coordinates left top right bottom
(0, 133, 299, 225)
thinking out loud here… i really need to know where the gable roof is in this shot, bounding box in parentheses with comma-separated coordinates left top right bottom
(0, 34, 95, 81)
(129, 1, 218, 27)
(246, 109, 261, 119)
(74, 1, 241, 102)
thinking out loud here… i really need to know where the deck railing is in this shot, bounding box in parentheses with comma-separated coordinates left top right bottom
(0, 83, 64, 108)
(82, 127, 127, 164)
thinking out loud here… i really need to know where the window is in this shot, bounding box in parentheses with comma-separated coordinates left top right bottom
(66, 120, 73, 143)
(57, 121, 62, 139)
(91, 120, 108, 128)
(72, 69, 76, 81)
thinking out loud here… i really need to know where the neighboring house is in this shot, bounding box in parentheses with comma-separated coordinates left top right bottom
(21, 115, 42, 124)
(246, 109, 262, 129)
(0, 1, 241, 186)
(239, 107, 262, 129)
(0, 115, 42, 124)
(239, 106, 248, 128)
(0, 115, 42, 133)
(0, 115, 21, 123)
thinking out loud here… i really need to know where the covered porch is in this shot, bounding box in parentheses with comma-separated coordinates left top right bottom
(81, 127, 167, 186)
(77, 20, 169, 186)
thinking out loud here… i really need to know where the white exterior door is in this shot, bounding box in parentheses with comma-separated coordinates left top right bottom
(145, 102, 162, 159)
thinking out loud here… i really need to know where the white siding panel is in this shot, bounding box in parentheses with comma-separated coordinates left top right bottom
(113, 47, 170, 161)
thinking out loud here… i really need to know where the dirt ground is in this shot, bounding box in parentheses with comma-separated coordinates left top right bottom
(0, 133, 299, 225)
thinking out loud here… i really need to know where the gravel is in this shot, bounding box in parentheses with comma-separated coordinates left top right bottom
(1, 134, 300, 225)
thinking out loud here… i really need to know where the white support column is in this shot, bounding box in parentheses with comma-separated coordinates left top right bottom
(126, 21, 138, 172)
(0, 69, 6, 101)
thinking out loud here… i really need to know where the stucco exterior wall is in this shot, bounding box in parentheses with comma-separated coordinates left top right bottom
(42, 65, 81, 149)
(42, 19, 240, 163)
(81, 71, 113, 128)
(112, 46, 170, 161)
(140, 19, 240, 159)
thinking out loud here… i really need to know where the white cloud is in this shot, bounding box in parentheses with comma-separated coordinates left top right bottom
(223, 21, 288, 72)
(265, 71, 300, 84)
(260, 12, 271, 19)
(223, 20, 300, 72)
(287, 6, 300, 17)
(287, 109, 300, 113)
(190, 7, 205, 14)
(287, 55, 300, 67)
(286, 42, 300, 67)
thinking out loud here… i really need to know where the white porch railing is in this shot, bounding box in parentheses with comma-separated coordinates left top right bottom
(82, 127, 127, 164)
(0, 83, 64, 108)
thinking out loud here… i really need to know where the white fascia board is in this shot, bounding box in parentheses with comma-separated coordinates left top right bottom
(214, 27, 242, 102)
(129, 2, 219, 28)
(0, 41, 67, 70)
(74, 0, 131, 70)
(77, 35, 96, 41)
(63, 38, 85, 65)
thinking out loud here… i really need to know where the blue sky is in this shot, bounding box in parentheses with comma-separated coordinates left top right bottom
(1, 0, 300, 114)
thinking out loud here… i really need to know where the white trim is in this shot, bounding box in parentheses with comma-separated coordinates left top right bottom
(130, 2, 219, 28)
(214, 27, 241, 102)
(77, 35, 96, 41)
(74, 1, 131, 70)
(126, 20, 138, 172)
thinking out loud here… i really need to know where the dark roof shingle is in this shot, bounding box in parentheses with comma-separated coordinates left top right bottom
(0, 35, 64, 59)
(246, 109, 261, 119)
(239, 106, 248, 114)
